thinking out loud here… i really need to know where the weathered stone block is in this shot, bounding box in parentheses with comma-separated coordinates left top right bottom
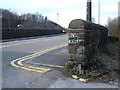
(69, 54, 84, 62)
(77, 46, 84, 54)
(68, 19, 90, 29)
(68, 45, 77, 54)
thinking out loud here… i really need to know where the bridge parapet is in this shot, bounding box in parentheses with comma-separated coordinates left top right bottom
(68, 19, 108, 73)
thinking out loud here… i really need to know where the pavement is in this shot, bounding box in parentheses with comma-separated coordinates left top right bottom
(24, 45, 118, 88)
(49, 78, 118, 88)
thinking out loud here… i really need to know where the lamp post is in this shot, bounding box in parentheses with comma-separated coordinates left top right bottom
(86, 0, 92, 22)
(57, 13, 59, 24)
(98, 0, 100, 24)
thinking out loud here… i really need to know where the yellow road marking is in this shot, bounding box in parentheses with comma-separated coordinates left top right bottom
(17, 44, 68, 66)
(72, 75, 79, 79)
(72, 75, 89, 83)
(11, 60, 20, 68)
(11, 44, 68, 73)
(79, 78, 89, 83)
(17, 54, 41, 65)
(21, 67, 50, 73)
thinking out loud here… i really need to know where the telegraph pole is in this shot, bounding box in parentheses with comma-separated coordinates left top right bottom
(86, 0, 92, 22)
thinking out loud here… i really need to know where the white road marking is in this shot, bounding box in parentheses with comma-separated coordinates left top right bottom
(30, 63, 64, 68)
(1, 39, 51, 48)
(0, 39, 51, 48)
(1, 34, 67, 48)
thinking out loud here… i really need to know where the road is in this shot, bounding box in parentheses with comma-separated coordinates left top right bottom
(2, 34, 68, 88)
(1, 34, 118, 88)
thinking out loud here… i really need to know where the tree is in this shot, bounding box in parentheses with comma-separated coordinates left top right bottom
(32, 14, 35, 21)
(1, 8, 63, 30)
(106, 17, 119, 37)
(2, 8, 21, 29)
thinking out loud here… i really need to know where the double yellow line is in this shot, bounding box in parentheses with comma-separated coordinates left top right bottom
(11, 44, 68, 73)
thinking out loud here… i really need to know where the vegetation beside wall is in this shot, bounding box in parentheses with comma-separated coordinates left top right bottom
(1, 8, 65, 39)
(1, 8, 64, 30)
(106, 17, 119, 37)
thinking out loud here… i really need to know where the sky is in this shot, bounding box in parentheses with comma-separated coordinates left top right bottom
(0, 0, 119, 28)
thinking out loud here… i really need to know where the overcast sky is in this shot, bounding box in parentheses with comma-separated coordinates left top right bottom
(0, 0, 119, 28)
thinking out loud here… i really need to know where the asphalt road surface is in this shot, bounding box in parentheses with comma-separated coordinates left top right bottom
(1, 34, 118, 89)
(2, 34, 68, 88)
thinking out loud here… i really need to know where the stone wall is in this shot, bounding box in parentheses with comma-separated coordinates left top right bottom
(2, 28, 62, 39)
(68, 19, 108, 70)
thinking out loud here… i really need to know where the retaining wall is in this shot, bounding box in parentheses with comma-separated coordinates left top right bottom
(2, 28, 62, 39)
